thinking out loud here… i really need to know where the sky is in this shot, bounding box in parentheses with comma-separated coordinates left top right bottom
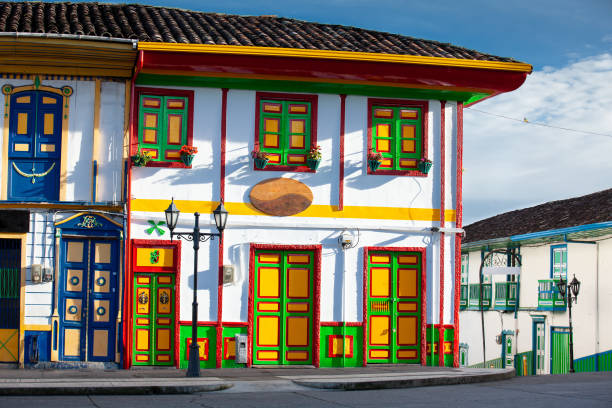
(53, 0, 612, 224)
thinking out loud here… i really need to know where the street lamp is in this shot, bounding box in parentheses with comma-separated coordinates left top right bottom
(556, 274, 581, 373)
(164, 198, 228, 377)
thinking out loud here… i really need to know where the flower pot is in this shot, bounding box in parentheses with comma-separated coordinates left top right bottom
(368, 159, 382, 172)
(181, 153, 194, 167)
(254, 157, 269, 169)
(418, 160, 432, 174)
(307, 158, 320, 170)
(131, 155, 149, 167)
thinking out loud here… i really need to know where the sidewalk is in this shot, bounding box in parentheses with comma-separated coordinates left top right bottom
(0, 365, 515, 395)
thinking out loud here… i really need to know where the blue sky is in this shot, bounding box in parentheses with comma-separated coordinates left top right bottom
(54, 1, 612, 224)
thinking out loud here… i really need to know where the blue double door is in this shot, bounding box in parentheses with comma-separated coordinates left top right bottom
(59, 238, 119, 362)
(8, 90, 62, 201)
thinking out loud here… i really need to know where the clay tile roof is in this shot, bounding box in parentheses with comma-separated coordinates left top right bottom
(0, 1, 522, 63)
(463, 189, 612, 243)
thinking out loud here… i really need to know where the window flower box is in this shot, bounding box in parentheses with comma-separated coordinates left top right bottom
(367, 152, 383, 172)
(418, 158, 433, 174)
(252, 150, 270, 169)
(179, 145, 198, 167)
(306, 145, 321, 170)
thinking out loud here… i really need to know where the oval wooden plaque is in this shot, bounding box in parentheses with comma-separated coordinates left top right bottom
(249, 178, 313, 216)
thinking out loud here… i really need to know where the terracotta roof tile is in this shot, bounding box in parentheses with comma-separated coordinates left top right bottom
(463, 189, 612, 243)
(0, 1, 522, 63)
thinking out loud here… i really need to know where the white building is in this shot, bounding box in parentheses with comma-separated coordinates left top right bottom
(459, 189, 612, 374)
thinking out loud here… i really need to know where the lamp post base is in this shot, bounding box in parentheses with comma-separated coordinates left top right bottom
(186, 344, 201, 377)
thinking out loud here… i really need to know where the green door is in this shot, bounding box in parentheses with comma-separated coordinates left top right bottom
(551, 327, 570, 374)
(253, 250, 314, 365)
(367, 251, 422, 364)
(132, 273, 175, 365)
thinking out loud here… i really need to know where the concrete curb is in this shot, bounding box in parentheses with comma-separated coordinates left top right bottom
(292, 368, 515, 390)
(0, 380, 233, 396)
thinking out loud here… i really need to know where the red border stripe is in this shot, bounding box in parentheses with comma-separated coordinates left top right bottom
(339, 94, 346, 210)
(453, 102, 464, 367)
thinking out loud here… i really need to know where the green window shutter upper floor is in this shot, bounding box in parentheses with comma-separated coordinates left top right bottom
(138, 94, 189, 162)
(372, 105, 422, 170)
(259, 99, 311, 166)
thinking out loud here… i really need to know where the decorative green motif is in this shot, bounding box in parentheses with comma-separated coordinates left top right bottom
(62, 86, 73, 97)
(150, 250, 160, 264)
(68, 305, 78, 314)
(77, 215, 103, 229)
(145, 220, 166, 236)
(70, 276, 79, 285)
(34, 76, 40, 90)
(2, 84, 13, 95)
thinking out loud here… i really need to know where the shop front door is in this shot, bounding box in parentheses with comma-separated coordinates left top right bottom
(366, 250, 422, 364)
(253, 250, 314, 365)
(59, 238, 119, 362)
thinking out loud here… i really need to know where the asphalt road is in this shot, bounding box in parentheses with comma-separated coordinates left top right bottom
(1, 372, 610, 408)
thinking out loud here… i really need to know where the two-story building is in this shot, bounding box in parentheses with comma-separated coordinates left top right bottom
(0, 1, 531, 369)
(459, 189, 612, 374)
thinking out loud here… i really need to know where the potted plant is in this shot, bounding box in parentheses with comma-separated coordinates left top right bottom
(131, 149, 152, 167)
(307, 145, 322, 170)
(418, 157, 433, 174)
(251, 149, 270, 169)
(367, 151, 383, 172)
(179, 145, 198, 166)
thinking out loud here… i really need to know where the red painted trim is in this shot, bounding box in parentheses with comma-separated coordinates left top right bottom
(221, 321, 248, 327)
(453, 102, 464, 368)
(248, 243, 321, 367)
(257, 302, 281, 312)
(141, 52, 529, 96)
(124, 51, 142, 369)
(439, 101, 446, 367)
(132, 86, 194, 168)
(285, 351, 310, 361)
(427, 323, 454, 329)
(286, 253, 311, 264)
(179, 321, 218, 326)
(185, 338, 208, 360)
(338, 94, 346, 211)
(130, 239, 181, 368)
(363, 246, 427, 366)
(366, 98, 430, 177)
(220, 88, 228, 203)
(254, 92, 318, 173)
(286, 303, 309, 313)
(320, 321, 363, 327)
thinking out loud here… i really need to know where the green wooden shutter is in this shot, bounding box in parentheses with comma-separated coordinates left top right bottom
(260, 100, 311, 167)
(372, 106, 422, 171)
(138, 95, 188, 162)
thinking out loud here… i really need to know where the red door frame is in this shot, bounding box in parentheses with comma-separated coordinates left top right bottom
(362, 246, 427, 366)
(247, 243, 322, 367)
(126, 239, 181, 368)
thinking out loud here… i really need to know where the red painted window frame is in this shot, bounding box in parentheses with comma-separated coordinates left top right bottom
(367, 98, 429, 176)
(254, 91, 318, 173)
(132, 87, 195, 168)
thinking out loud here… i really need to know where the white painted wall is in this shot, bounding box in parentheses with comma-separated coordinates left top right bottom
(460, 236, 612, 370)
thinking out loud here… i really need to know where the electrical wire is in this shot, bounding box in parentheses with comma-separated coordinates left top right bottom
(467, 108, 612, 139)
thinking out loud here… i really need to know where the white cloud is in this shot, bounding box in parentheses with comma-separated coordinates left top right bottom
(463, 53, 612, 224)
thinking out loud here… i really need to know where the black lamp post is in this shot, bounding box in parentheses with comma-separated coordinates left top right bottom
(556, 274, 581, 373)
(165, 198, 228, 377)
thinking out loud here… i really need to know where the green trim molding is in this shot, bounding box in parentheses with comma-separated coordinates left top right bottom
(136, 74, 489, 104)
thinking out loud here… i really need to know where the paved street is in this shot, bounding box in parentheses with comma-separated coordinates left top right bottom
(1, 372, 610, 408)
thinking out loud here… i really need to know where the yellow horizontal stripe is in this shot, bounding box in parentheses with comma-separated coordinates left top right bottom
(23, 324, 51, 331)
(139, 42, 533, 73)
(131, 199, 456, 222)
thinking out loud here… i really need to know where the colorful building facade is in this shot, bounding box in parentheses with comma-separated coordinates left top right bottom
(459, 189, 612, 374)
(0, 2, 530, 369)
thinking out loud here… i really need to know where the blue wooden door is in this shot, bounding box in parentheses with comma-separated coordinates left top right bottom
(8, 91, 62, 201)
(59, 238, 119, 362)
